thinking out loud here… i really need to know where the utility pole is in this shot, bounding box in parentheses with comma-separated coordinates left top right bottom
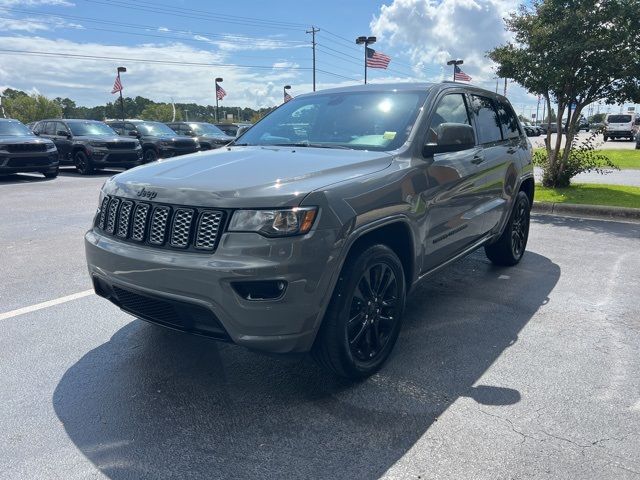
(495, 77, 499, 93)
(356, 35, 376, 84)
(184, 109, 189, 121)
(503, 78, 507, 97)
(306, 26, 319, 91)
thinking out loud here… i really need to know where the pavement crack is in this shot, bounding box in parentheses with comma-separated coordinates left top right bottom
(478, 409, 538, 445)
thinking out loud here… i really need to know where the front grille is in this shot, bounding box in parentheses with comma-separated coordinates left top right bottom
(95, 195, 225, 252)
(107, 142, 136, 150)
(6, 157, 51, 167)
(174, 140, 197, 148)
(6, 143, 47, 153)
(106, 152, 140, 162)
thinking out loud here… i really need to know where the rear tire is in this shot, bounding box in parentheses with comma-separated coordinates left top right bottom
(74, 150, 94, 175)
(485, 191, 530, 267)
(603, 135, 608, 142)
(312, 244, 406, 379)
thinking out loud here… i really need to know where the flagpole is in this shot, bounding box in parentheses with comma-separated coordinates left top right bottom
(215, 77, 223, 123)
(116, 66, 126, 124)
(356, 36, 376, 85)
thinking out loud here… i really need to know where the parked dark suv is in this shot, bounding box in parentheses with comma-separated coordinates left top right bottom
(0, 118, 59, 178)
(106, 120, 199, 163)
(86, 83, 534, 379)
(34, 119, 142, 175)
(165, 122, 234, 150)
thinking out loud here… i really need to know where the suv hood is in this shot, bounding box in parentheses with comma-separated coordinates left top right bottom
(76, 135, 131, 142)
(0, 136, 53, 145)
(106, 145, 393, 208)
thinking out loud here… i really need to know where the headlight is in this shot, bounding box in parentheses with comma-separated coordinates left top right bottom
(90, 141, 108, 148)
(228, 207, 318, 237)
(46, 142, 56, 150)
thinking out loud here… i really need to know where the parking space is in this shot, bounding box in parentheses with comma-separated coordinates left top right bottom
(1, 176, 639, 479)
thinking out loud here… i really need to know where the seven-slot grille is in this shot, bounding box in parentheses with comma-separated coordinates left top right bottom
(107, 141, 136, 150)
(6, 143, 48, 153)
(96, 195, 224, 252)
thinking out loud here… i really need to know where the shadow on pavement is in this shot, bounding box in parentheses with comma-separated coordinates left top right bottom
(59, 168, 123, 178)
(533, 213, 640, 240)
(53, 250, 560, 480)
(0, 173, 54, 184)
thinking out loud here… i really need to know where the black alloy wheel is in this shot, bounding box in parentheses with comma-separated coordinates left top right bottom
(510, 198, 529, 259)
(348, 262, 400, 362)
(74, 150, 94, 175)
(144, 149, 158, 163)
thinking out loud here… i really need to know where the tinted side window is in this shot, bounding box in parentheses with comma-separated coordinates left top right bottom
(496, 100, 521, 139)
(426, 94, 472, 144)
(44, 122, 57, 135)
(470, 95, 502, 144)
(56, 122, 69, 135)
(33, 122, 44, 134)
(124, 123, 138, 135)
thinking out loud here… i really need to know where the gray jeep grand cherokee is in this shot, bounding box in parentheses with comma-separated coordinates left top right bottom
(85, 82, 534, 379)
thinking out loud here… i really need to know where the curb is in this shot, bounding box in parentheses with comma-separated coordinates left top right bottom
(532, 202, 640, 222)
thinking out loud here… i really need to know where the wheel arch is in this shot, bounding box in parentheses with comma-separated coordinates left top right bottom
(519, 176, 535, 208)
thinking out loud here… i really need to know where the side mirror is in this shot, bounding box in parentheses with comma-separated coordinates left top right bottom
(128, 130, 139, 137)
(57, 130, 70, 137)
(236, 125, 251, 137)
(185, 130, 195, 137)
(423, 123, 475, 157)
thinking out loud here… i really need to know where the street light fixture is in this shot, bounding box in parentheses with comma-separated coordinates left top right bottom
(116, 66, 126, 124)
(355, 35, 376, 84)
(446, 59, 463, 82)
(215, 77, 223, 122)
(284, 85, 291, 103)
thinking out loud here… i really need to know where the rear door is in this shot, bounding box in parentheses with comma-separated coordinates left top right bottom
(421, 92, 486, 270)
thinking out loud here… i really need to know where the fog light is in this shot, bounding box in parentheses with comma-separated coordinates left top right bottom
(232, 280, 287, 301)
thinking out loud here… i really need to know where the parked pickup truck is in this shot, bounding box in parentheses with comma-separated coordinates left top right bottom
(86, 82, 534, 379)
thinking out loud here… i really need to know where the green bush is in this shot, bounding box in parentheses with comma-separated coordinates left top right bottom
(534, 130, 618, 187)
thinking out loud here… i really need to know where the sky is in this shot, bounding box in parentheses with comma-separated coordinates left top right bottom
(0, 0, 631, 117)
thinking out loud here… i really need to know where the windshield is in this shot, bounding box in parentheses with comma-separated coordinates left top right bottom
(607, 115, 632, 123)
(136, 122, 177, 136)
(190, 123, 226, 136)
(68, 121, 116, 136)
(237, 90, 428, 151)
(0, 121, 34, 136)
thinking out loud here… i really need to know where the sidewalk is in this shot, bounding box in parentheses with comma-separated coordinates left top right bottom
(534, 167, 640, 187)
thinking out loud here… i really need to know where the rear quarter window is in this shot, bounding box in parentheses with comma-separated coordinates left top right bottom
(496, 100, 521, 139)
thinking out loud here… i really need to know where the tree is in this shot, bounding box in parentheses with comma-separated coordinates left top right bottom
(140, 103, 181, 122)
(3, 93, 62, 123)
(544, 108, 557, 124)
(488, 0, 640, 187)
(589, 113, 606, 124)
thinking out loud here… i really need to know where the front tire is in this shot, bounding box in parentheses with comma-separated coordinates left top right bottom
(485, 191, 531, 266)
(312, 244, 406, 379)
(74, 150, 94, 175)
(143, 148, 158, 164)
(42, 166, 59, 179)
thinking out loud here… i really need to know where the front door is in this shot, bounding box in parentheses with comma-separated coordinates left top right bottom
(421, 92, 486, 271)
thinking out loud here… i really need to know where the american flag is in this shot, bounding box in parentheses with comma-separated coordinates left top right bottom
(284, 91, 293, 103)
(111, 75, 122, 94)
(454, 65, 472, 82)
(216, 83, 226, 100)
(366, 47, 391, 69)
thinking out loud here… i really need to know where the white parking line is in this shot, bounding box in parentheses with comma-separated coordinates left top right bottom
(0, 290, 94, 321)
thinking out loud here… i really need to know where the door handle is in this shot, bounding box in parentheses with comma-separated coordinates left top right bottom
(471, 154, 484, 165)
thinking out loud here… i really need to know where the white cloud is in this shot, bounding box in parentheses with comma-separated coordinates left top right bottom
(0, 16, 82, 32)
(0, 35, 315, 108)
(370, 0, 542, 108)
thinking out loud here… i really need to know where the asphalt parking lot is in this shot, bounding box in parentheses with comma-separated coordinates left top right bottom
(1, 170, 640, 480)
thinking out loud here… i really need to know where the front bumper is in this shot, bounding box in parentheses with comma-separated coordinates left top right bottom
(85, 227, 341, 353)
(89, 148, 143, 166)
(159, 146, 200, 158)
(605, 130, 634, 138)
(0, 152, 58, 173)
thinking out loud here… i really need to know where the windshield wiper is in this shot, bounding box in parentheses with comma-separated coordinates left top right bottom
(271, 142, 353, 150)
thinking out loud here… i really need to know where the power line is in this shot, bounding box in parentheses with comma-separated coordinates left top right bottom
(82, 0, 306, 31)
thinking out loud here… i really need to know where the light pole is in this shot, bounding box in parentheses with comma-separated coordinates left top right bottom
(117, 66, 126, 123)
(215, 77, 223, 122)
(446, 59, 463, 82)
(284, 85, 291, 103)
(184, 109, 189, 122)
(355, 35, 376, 84)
